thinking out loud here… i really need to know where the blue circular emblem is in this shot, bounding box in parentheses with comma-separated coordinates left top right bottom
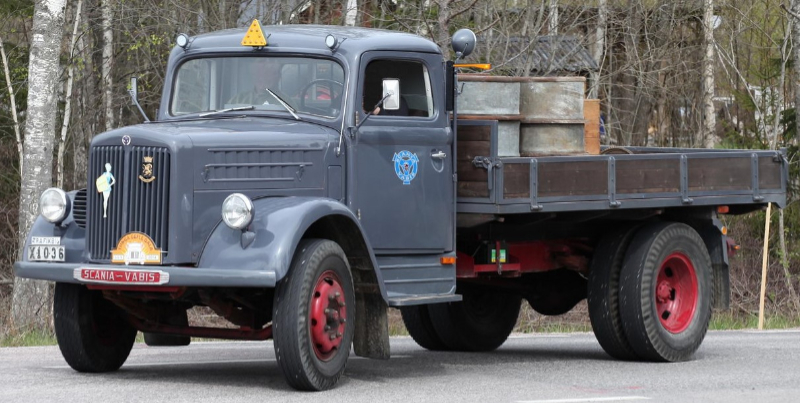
(392, 150, 419, 185)
(121, 135, 131, 146)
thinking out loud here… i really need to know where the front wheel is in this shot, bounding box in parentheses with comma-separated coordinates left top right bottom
(619, 222, 712, 362)
(273, 239, 355, 391)
(54, 283, 137, 372)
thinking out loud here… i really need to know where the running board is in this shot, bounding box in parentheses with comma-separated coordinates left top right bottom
(387, 294, 462, 307)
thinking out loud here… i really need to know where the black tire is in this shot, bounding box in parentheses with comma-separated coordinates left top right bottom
(525, 269, 587, 316)
(273, 239, 355, 391)
(399, 305, 449, 351)
(587, 226, 640, 360)
(143, 308, 190, 347)
(619, 222, 712, 362)
(54, 283, 137, 372)
(428, 289, 521, 352)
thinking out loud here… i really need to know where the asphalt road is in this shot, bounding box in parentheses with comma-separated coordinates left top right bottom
(1, 330, 799, 402)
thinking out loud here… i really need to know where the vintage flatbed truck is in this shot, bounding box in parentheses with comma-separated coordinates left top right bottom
(15, 22, 787, 391)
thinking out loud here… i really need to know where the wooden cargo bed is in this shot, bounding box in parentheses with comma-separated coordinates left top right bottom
(456, 120, 787, 215)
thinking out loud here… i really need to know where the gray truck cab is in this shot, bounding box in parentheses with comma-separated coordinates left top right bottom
(15, 23, 466, 391)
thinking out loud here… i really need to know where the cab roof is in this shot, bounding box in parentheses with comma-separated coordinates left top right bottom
(186, 24, 443, 55)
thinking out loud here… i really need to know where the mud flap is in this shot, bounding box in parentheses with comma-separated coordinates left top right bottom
(353, 286, 390, 359)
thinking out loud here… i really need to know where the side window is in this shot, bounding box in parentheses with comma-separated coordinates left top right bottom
(363, 59, 433, 118)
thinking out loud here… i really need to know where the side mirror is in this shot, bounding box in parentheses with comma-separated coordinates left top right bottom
(451, 29, 476, 59)
(128, 76, 150, 122)
(129, 76, 139, 103)
(382, 78, 400, 111)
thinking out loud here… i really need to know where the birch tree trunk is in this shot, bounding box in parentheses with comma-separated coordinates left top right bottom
(548, 0, 558, 35)
(0, 35, 23, 173)
(793, 0, 800, 144)
(12, 0, 68, 332)
(589, 0, 606, 99)
(102, 0, 114, 131)
(702, 0, 716, 148)
(345, 0, 358, 26)
(58, 0, 83, 190)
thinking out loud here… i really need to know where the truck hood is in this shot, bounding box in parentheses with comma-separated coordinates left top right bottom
(92, 117, 336, 149)
(93, 116, 336, 190)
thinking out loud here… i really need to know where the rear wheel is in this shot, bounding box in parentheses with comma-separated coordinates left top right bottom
(619, 223, 712, 362)
(54, 283, 137, 372)
(400, 305, 449, 351)
(587, 226, 640, 360)
(428, 289, 521, 352)
(273, 239, 355, 391)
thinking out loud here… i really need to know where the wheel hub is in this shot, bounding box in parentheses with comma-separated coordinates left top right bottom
(656, 252, 698, 333)
(309, 270, 347, 361)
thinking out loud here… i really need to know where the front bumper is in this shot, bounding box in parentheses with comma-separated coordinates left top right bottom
(14, 261, 277, 288)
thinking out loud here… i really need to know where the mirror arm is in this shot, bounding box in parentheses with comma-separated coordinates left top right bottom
(128, 77, 151, 122)
(352, 93, 391, 134)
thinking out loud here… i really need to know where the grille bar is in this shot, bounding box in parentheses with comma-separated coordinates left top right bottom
(86, 145, 170, 261)
(73, 189, 87, 228)
(128, 147, 170, 255)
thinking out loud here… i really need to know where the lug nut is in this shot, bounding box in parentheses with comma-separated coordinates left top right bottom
(330, 334, 337, 340)
(324, 325, 330, 331)
(335, 292, 340, 297)
(328, 294, 335, 300)
(339, 318, 346, 324)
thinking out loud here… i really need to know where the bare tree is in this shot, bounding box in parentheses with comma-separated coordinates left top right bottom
(702, 0, 716, 148)
(11, 0, 68, 331)
(102, 0, 114, 131)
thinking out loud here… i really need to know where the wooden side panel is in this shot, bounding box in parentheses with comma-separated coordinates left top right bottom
(539, 161, 608, 197)
(688, 157, 752, 191)
(584, 99, 600, 155)
(616, 159, 680, 194)
(759, 156, 782, 190)
(457, 124, 491, 198)
(503, 163, 530, 199)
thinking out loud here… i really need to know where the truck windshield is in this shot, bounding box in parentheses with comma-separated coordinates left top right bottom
(170, 56, 345, 119)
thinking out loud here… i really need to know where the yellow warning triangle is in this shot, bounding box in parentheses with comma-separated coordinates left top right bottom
(241, 19, 267, 47)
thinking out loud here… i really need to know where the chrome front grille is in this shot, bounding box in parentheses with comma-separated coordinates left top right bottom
(86, 145, 170, 261)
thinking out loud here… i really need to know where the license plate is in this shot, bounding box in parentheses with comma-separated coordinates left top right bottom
(28, 245, 65, 262)
(73, 268, 170, 285)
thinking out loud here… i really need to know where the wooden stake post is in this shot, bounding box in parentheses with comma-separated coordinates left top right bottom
(758, 203, 772, 330)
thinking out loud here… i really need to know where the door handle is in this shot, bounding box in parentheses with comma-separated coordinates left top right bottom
(431, 151, 447, 159)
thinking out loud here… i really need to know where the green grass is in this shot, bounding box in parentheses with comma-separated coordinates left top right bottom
(709, 312, 800, 331)
(0, 330, 58, 347)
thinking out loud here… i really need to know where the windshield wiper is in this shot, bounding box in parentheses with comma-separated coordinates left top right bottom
(266, 89, 300, 121)
(198, 105, 255, 117)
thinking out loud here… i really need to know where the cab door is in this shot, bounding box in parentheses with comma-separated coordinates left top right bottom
(352, 52, 453, 253)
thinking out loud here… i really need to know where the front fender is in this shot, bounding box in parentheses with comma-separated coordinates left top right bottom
(198, 197, 380, 288)
(22, 190, 86, 263)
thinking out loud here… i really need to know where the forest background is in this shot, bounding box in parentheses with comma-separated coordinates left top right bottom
(1, 0, 800, 339)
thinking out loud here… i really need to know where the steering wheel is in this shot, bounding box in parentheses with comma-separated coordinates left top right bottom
(299, 79, 344, 111)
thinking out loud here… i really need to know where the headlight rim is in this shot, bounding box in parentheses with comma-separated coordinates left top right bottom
(39, 187, 71, 224)
(221, 193, 254, 230)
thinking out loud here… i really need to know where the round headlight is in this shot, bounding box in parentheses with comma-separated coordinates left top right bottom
(40, 188, 70, 223)
(221, 193, 254, 230)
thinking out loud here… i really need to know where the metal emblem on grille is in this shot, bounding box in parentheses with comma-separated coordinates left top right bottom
(95, 163, 115, 218)
(138, 156, 156, 183)
(122, 135, 131, 146)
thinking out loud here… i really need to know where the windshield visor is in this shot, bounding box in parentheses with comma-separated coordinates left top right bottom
(170, 56, 345, 118)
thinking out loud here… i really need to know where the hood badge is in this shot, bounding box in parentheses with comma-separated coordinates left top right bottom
(138, 156, 156, 183)
(122, 135, 131, 146)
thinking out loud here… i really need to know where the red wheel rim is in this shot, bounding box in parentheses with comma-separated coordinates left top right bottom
(655, 252, 698, 333)
(309, 270, 347, 361)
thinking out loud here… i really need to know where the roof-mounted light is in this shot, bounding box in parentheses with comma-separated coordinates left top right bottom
(176, 33, 189, 49)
